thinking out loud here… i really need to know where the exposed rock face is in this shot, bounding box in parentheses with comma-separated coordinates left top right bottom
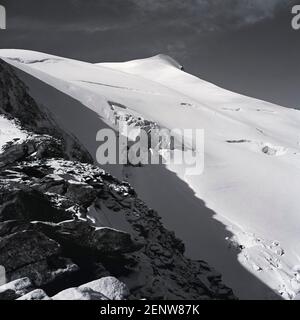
(0, 278, 33, 300)
(17, 289, 51, 300)
(0, 229, 78, 286)
(0, 60, 93, 164)
(0, 60, 235, 300)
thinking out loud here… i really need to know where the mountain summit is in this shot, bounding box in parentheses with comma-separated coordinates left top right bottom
(1, 49, 300, 299)
(0, 58, 234, 300)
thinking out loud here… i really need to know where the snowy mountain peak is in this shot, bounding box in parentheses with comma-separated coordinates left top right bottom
(1, 49, 300, 299)
(0, 59, 235, 300)
(149, 54, 184, 69)
(101, 54, 184, 70)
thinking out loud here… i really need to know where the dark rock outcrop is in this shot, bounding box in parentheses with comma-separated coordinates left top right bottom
(17, 289, 51, 300)
(0, 278, 33, 300)
(0, 229, 78, 286)
(0, 60, 93, 164)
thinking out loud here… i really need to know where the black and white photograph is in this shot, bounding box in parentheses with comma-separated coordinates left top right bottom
(0, 0, 300, 310)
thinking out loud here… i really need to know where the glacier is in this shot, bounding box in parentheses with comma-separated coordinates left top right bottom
(1, 49, 300, 299)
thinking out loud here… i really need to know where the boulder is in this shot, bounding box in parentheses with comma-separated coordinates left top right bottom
(0, 277, 33, 300)
(0, 135, 64, 168)
(0, 230, 78, 286)
(92, 227, 139, 254)
(0, 188, 73, 223)
(56, 220, 139, 254)
(80, 276, 129, 300)
(0, 220, 32, 237)
(65, 181, 97, 206)
(17, 289, 51, 300)
(52, 287, 108, 300)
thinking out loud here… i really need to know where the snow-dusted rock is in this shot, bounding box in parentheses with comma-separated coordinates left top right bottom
(17, 289, 51, 300)
(52, 287, 108, 300)
(49, 276, 127, 301)
(79, 276, 129, 300)
(0, 277, 33, 300)
(0, 58, 93, 165)
(54, 220, 139, 254)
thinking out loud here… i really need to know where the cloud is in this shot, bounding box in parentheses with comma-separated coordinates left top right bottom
(132, 0, 295, 31)
(2, 0, 296, 33)
(0, 0, 297, 65)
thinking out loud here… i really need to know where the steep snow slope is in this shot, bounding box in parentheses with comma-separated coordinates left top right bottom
(1, 50, 300, 299)
(0, 116, 27, 152)
(0, 60, 234, 300)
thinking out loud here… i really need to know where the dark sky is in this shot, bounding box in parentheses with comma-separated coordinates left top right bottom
(0, 0, 299, 108)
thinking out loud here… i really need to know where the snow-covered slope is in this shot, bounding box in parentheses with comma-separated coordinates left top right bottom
(0, 116, 28, 152)
(0, 59, 234, 300)
(1, 49, 300, 299)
